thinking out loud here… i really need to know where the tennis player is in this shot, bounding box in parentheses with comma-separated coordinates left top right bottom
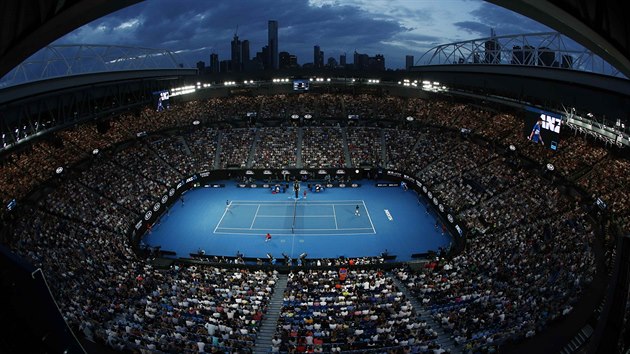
(528, 117, 545, 145)
(265, 233, 272, 242)
(355, 205, 360, 216)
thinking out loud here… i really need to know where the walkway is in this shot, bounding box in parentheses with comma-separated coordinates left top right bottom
(391, 274, 461, 353)
(253, 274, 288, 354)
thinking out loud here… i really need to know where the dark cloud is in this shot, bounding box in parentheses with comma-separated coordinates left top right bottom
(460, 3, 551, 37)
(51, 0, 553, 69)
(454, 21, 491, 36)
(54, 0, 415, 68)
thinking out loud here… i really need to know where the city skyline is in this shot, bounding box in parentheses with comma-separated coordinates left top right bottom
(49, 0, 553, 69)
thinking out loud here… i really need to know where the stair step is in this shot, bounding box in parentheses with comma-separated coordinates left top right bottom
(390, 273, 461, 354)
(252, 274, 289, 354)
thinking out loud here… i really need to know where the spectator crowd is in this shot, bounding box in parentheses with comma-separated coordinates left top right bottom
(0, 92, 626, 353)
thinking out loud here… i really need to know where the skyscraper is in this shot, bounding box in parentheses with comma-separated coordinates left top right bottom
(484, 29, 500, 64)
(340, 54, 346, 67)
(314, 45, 324, 68)
(241, 40, 250, 66)
(231, 34, 241, 72)
(210, 53, 219, 73)
(405, 55, 414, 70)
(196, 61, 206, 73)
(537, 47, 555, 67)
(268, 20, 278, 70)
(561, 54, 574, 69)
(279, 51, 291, 69)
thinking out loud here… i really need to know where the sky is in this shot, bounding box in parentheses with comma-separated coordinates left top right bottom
(52, 0, 553, 69)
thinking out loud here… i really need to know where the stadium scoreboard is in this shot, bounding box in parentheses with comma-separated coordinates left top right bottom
(524, 106, 563, 151)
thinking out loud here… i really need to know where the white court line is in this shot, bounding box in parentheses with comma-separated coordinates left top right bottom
(229, 200, 365, 203)
(216, 231, 377, 236)
(214, 202, 231, 233)
(231, 203, 362, 207)
(216, 227, 374, 231)
(332, 205, 338, 230)
(259, 215, 334, 217)
(249, 205, 260, 229)
(362, 200, 376, 234)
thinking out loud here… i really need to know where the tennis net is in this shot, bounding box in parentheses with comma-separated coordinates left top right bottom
(292, 198, 298, 234)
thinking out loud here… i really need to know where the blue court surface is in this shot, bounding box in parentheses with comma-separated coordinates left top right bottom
(142, 181, 452, 261)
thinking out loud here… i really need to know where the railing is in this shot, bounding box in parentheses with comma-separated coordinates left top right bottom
(0, 44, 183, 88)
(417, 32, 625, 79)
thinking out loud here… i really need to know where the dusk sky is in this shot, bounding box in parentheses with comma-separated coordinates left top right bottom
(52, 0, 553, 69)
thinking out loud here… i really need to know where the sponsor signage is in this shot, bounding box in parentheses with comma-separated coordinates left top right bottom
(281, 170, 290, 175)
(237, 183, 280, 188)
(153, 203, 161, 212)
(263, 170, 272, 175)
(300, 170, 309, 175)
(447, 214, 454, 223)
(135, 220, 143, 230)
(161, 195, 168, 204)
(439, 204, 445, 212)
(245, 170, 254, 175)
(169, 188, 175, 196)
(376, 183, 399, 187)
(199, 171, 210, 177)
(336, 169, 346, 174)
(403, 174, 415, 181)
(318, 170, 327, 175)
(144, 211, 152, 221)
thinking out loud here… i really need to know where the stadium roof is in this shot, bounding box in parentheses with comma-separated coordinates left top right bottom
(1, 1, 630, 79)
(489, 0, 630, 78)
(0, 0, 141, 79)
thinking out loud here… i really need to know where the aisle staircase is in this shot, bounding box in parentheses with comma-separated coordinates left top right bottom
(253, 274, 288, 354)
(391, 274, 461, 353)
(178, 136, 192, 155)
(380, 129, 387, 165)
(247, 129, 261, 168)
(213, 131, 222, 170)
(341, 127, 352, 168)
(296, 127, 303, 168)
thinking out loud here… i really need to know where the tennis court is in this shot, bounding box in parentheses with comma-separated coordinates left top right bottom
(214, 200, 376, 235)
(143, 180, 451, 261)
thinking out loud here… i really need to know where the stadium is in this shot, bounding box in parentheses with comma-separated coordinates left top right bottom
(1, 1, 630, 354)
